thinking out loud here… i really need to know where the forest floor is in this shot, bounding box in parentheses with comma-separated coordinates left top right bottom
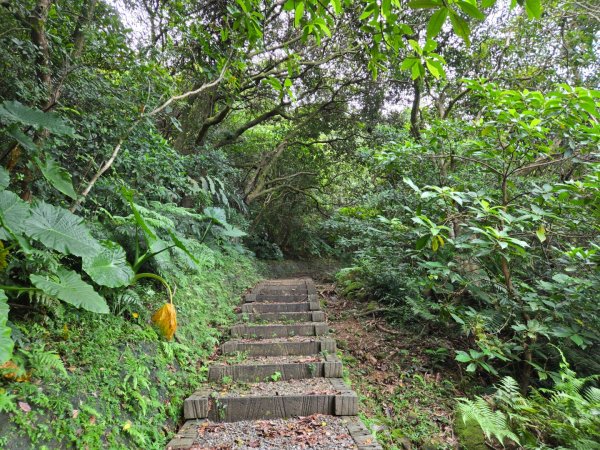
(319, 282, 463, 450)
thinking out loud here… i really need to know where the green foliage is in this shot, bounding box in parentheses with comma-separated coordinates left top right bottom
(25, 202, 100, 257)
(30, 268, 109, 314)
(0, 248, 261, 448)
(0, 290, 13, 364)
(82, 241, 134, 288)
(458, 357, 600, 449)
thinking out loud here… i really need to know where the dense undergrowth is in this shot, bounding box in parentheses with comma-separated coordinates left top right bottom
(1, 0, 599, 449)
(0, 246, 260, 449)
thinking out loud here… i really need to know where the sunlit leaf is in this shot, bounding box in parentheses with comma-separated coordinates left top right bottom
(427, 8, 448, 38)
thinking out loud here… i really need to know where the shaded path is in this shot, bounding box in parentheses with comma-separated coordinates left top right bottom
(167, 278, 380, 449)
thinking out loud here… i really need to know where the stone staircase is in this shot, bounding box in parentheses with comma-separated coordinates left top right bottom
(167, 278, 381, 449)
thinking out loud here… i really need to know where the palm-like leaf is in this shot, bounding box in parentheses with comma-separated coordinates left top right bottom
(24, 202, 100, 257)
(83, 241, 134, 288)
(30, 268, 109, 314)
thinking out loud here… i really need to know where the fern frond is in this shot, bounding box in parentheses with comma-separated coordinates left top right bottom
(457, 397, 521, 446)
(583, 387, 600, 405)
(22, 347, 67, 378)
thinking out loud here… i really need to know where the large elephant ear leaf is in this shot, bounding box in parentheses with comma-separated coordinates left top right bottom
(0, 166, 9, 191)
(0, 190, 31, 240)
(83, 241, 134, 288)
(168, 230, 199, 266)
(34, 157, 78, 200)
(202, 206, 227, 226)
(30, 268, 109, 314)
(24, 202, 100, 257)
(0, 289, 14, 364)
(121, 188, 158, 244)
(0, 100, 76, 136)
(218, 223, 247, 238)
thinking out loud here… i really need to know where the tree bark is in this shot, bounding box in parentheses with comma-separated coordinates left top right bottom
(410, 78, 422, 140)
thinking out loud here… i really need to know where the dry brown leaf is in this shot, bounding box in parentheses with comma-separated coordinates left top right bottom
(1, 361, 30, 382)
(152, 303, 177, 340)
(18, 401, 31, 412)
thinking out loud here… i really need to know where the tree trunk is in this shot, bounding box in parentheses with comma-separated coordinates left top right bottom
(409, 78, 422, 140)
(173, 86, 217, 154)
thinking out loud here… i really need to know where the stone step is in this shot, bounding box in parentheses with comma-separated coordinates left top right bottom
(240, 300, 320, 313)
(208, 354, 342, 382)
(257, 288, 308, 296)
(245, 293, 313, 303)
(258, 284, 307, 291)
(230, 322, 328, 338)
(221, 337, 337, 356)
(184, 378, 358, 421)
(166, 416, 382, 450)
(238, 310, 325, 323)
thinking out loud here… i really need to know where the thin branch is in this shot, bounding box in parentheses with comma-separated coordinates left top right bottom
(421, 154, 502, 175)
(149, 62, 229, 116)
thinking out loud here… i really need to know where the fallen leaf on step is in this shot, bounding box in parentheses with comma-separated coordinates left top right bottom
(18, 401, 31, 412)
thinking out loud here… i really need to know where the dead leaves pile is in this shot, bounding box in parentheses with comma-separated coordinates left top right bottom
(192, 414, 355, 449)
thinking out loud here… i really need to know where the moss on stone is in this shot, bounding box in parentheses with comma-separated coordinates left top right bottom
(454, 415, 488, 450)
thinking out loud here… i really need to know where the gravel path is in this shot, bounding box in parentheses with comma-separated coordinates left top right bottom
(213, 378, 338, 398)
(234, 336, 326, 343)
(218, 355, 323, 365)
(189, 415, 358, 450)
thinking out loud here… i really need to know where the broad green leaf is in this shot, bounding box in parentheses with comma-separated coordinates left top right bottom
(0, 289, 13, 364)
(423, 38, 438, 53)
(426, 60, 441, 78)
(330, 0, 342, 14)
(403, 177, 421, 192)
(408, 0, 441, 8)
(219, 223, 247, 238)
(450, 12, 471, 46)
(524, 0, 541, 19)
(24, 202, 100, 257)
(6, 125, 38, 152)
(455, 351, 472, 362)
(121, 188, 157, 243)
(536, 225, 546, 243)
(168, 230, 200, 265)
(359, 4, 375, 20)
(34, 157, 78, 200)
(31, 268, 109, 314)
(416, 235, 430, 250)
(0, 166, 9, 191)
(294, 1, 304, 27)
(457, 1, 485, 20)
(0, 101, 75, 136)
(400, 57, 418, 71)
(426, 8, 448, 38)
(203, 207, 228, 226)
(83, 241, 134, 288)
(0, 190, 31, 239)
(570, 334, 584, 347)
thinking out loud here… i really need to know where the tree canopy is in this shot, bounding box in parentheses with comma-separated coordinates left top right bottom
(0, 0, 599, 448)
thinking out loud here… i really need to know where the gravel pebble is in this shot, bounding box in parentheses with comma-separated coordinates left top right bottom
(189, 415, 358, 450)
